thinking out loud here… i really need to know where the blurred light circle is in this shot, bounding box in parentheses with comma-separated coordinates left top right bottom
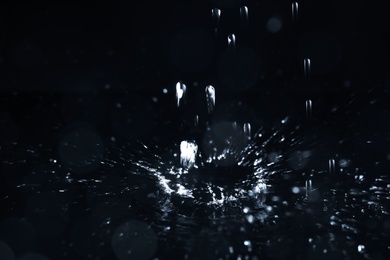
(287, 150, 311, 170)
(70, 216, 111, 258)
(60, 94, 106, 125)
(110, 95, 155, 140)
(170, 27, 214, 73)
(266, 16, 283, 34)
(0, 218, 37, 257)
(24, 192, 69, 237)
(111, 220, 158, 260)
(0, 241, 15, 260)
(58, 123, 104, 174)
(338, 159, 350, 168)
(217, 46, 262, 91)
(267, 152, 281, 163)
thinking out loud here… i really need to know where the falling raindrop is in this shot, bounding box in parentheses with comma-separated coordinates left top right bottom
(243, 123, 251, 141)
(227, 34, 236, 49)
(232, 121, 237, 131)
(205, 85, 216, 114)
(212, 8, 221, 28)
(240, 6, 249, 27)
(329, 159, 336, 175)
(304, 58, 311, 78)
(175, 81, 187, 107)
(305, 179, 312, 199)
(194, 115, 199, 128)
(292, 2, 299, 23)
(305, 99, 312, 120)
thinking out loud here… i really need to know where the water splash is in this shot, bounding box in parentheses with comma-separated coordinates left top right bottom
(180, 140, 198, 169)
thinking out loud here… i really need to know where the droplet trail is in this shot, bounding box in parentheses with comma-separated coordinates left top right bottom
(194, 115, 199, 128)
(240, 6, 249, 26)
(212, 8, 221, 28)
(329, 159, 336, 175)
(292, 2, 299, 23)
(305, 99, 312, 120)
(243, 123, 251, 141)
(305, 179, 312, 198)
(205, 85, 216, 114)
(175, 81, 187, 107)
(228, 34, 236, 49)
(304, 58, 311, 78)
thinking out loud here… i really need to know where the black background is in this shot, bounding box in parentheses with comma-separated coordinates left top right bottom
(1, 0, 390, 259)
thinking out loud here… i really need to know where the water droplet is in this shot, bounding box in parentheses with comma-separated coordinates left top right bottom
(305, 99, 312, 119)
(243, 240, 251, 247)
(175, 81, 187, 107)
(305, 179, 312, 197)
(212, 8, 221, 27)
(329, 159, 336, 175)
(240, 6, 249, 26)
(304, 58, 311, 78)
(162, 88, 168, 94)
(180, 140, 198, 169)
(194, 115, 199, 127)
(243, 123, 251, 141)
(292, 2, 299, 22)
(205, 85, 216, 113)
(228, 34, 236, 49)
